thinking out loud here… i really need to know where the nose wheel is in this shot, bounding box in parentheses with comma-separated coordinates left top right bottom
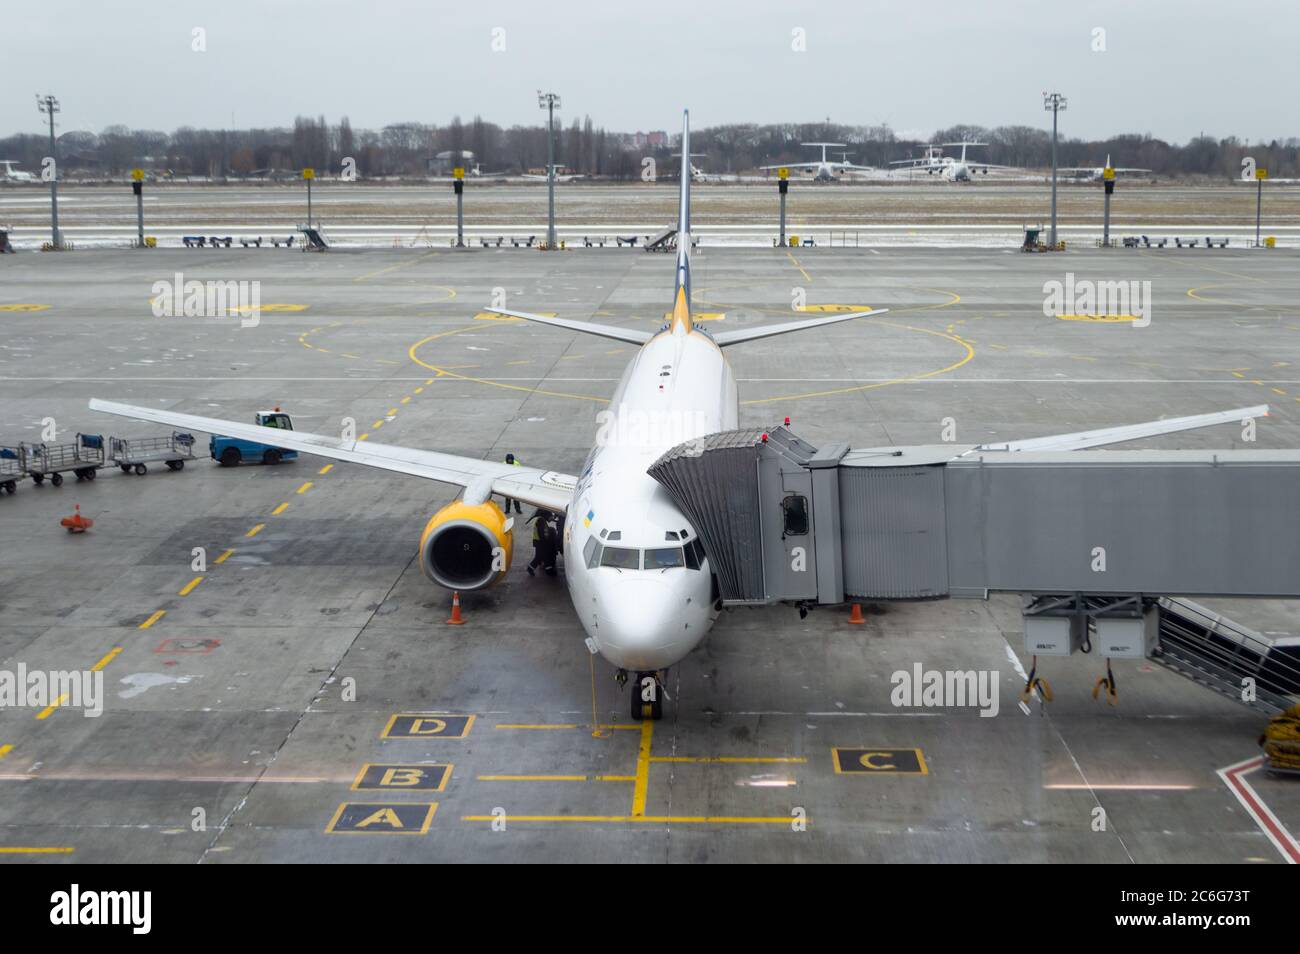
(631, 671, 664, 721)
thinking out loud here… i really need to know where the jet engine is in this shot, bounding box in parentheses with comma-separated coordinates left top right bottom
(419, 500, 513, 591)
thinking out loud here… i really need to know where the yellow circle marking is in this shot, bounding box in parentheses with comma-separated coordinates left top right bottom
(406, 288, 967, 408)
(409, 326, 609, 404)
(0, 303, 51, 312)
(742, 319, 974, 405)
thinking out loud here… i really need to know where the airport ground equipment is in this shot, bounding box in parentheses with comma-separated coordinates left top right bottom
(1260, 703, 1300, 775)
(210, 410, 298, 467)
(298, 225, 328, 250)
(649, 421, 1300, 712)
(60, 504, 93, 534)
(1206, 236, 1230, 248)
(110, 432, 196, 475)
(644, 228, 677, 251)
(0, 226, 13, 253)
(182, 235, 206, 247)
(239, 237, 262, 247)
(1175, 237, 1199, 248)
(23, 433, 105, 486)
(271, 236, 295, 248)
(0, 446, 25, 494)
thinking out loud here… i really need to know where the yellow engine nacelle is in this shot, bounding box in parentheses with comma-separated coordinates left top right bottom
(418, 500, 513, 591)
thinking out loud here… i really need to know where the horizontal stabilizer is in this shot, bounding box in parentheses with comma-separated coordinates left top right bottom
(711, 309, 887, 347)
(974, 405, 1269, 453)
(483, 308, 652, 345)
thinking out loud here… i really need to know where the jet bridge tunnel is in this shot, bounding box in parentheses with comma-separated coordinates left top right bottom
(647, 426, 1300, 708)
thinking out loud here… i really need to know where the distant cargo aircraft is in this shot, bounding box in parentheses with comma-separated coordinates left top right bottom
(891, 141, 1019, 181)
(761, 142, 876, 181)
(1059, 155, 1152, 181)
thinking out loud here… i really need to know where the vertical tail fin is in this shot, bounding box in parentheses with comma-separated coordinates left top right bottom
(671, 109, 692, 333)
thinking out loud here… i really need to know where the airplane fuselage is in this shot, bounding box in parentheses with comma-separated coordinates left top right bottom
(564, 323, 737, 671)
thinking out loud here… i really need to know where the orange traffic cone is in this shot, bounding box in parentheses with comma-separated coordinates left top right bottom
(446, 591, 466, 625)
(847, 602, 866, 625)
(61, 505, 94, 534)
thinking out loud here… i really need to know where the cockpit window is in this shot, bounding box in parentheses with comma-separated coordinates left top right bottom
(583, 537, 601, 568)
(599, 546, 640, 570)
(645, 547, 684, 569)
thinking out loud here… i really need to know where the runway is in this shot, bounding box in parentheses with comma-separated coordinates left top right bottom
(3, 181, 1298, 249)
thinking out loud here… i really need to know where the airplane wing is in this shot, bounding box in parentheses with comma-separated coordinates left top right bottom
(87, 399, 576, 511)
(971, 405, 1268, 453)
(711, 309, 888, 347)
(483, 308, 652, 344)
(760, 162, 820, 171)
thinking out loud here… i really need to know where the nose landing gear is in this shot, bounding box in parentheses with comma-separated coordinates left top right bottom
(631, 670, 665, 721)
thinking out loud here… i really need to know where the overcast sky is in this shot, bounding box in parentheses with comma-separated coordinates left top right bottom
(4, 0, 1295, 143)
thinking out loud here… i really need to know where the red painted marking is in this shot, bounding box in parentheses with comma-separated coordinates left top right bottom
(153, 638, 221, 654)
(1219, 756, 1300, 864)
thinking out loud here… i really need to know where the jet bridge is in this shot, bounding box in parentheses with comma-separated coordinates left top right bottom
(647, 424, 1300, 708)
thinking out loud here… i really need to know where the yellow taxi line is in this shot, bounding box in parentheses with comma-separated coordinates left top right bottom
(91, 647, 122, 672)
(35, 694, 68, 720)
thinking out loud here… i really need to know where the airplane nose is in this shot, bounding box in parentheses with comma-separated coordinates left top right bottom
(595, 578, 692, 670)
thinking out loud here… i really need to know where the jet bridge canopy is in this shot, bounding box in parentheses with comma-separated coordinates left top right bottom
(647, 425, 1300, 605)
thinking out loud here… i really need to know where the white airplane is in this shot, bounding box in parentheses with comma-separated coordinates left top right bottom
(1059, 155, 1151, 181)
(521, 165, 584, 183)
(888, 144, 946, 174)
(761, 142, 876, 181)
(891, 142, 1018, 181)
(0, 160, 36, 182)
(89, 110, 884, 720)
(88, 110, 1259, 721)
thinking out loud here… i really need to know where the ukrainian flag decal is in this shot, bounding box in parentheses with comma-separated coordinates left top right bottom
(583, 509, 595, 528)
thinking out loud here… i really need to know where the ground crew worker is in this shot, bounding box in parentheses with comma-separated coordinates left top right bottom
(554, 512, 566, 560)
(527, 510, 551, 576)
(539, 521, 559, 577)
(502, 453, 523, 514)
